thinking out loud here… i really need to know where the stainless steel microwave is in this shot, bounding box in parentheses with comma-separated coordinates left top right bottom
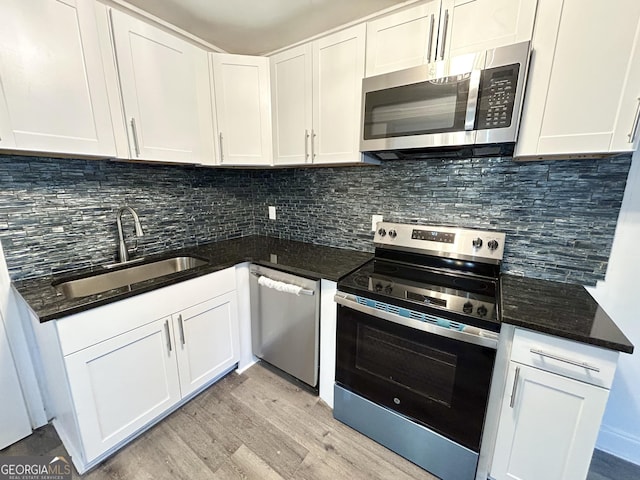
(360, 41, 531, 159)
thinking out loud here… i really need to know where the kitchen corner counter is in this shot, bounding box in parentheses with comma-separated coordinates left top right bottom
(13, 236, 373, 322)
(500, 274, 634, 354)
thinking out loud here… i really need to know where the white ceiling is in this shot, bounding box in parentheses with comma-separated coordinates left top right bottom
(124, 0, 407, 55)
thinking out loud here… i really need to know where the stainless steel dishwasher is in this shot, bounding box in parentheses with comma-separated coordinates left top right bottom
(249, 264, 320, 388)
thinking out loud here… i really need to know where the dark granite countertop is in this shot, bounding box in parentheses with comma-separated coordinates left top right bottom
(13, 236, 373, 322)
(501, 274, 634, 354)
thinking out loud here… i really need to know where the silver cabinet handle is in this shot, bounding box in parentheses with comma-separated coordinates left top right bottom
(304, 129, 309, 160)
(510, 366, 520, 408)
(218, 132, 224, 162)
(628, 97, 640, 143)
(438, 9, 449, 60)
(530, 348, 601, 372)
(130, 118, 140, 157)
(164, 320, 172, 353)
(427, 14, 435, 63)
(178, 314, 185, 346)
(311, 129, 316, 160)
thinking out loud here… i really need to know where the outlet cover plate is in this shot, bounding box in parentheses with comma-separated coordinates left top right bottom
(371, 215, 383, 232)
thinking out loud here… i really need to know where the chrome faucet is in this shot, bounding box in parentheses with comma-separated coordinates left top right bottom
(116, 206, 144, 263)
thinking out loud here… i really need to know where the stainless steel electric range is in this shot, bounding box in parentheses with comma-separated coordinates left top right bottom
(333, 222, 506, 480)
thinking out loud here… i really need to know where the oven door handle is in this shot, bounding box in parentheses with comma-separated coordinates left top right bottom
(334, 292, 498, 350)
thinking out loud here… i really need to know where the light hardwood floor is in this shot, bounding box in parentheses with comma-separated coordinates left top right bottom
(2, 363, 434, 479)
(2, 363, 639, 479)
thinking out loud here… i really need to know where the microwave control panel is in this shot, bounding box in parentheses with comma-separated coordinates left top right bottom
(476, 64, 520, 130)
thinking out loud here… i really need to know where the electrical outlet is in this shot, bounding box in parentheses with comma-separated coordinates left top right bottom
(268, 206, 277, 220)
(371, 215, 383, 232)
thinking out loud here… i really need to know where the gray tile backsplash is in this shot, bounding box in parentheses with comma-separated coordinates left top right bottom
(0, 155, 255, 279)
(0, 153, 632, 284)
(253, 155, 632, 284)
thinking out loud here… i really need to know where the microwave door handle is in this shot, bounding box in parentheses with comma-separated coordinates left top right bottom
(465, 70, 482, 131)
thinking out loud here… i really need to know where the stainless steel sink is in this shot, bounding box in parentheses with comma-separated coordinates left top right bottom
(54, 256, 208, 299)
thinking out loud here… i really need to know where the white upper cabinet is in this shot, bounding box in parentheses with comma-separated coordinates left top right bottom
(312, 24, 367, 164)
(211, 54, 273, 166)
(364, 0, 537, 77)
(270, 24, 367, 166)
(110, 9, 214, 164)
(365, 2, 441, 77)
(516, 0, 640, 159)
(0, 0, 117, 156)
(270, 44, 313, 166)
(440, 0, 538, 60)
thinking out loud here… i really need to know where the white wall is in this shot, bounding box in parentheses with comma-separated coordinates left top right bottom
(0, 241, 47, 428)
(588, 151, 640, 465)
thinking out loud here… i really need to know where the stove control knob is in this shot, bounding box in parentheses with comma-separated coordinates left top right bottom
(388, 229, 397, 239)
(472, 237, 483, 249)
(384, 285, 393, 294)
(477, 305, 488, 317)
(378, 228, 386, 237)
(463, 301, 473, 314)
(487, 239, 499, 251)
(374, 283, 383, 292)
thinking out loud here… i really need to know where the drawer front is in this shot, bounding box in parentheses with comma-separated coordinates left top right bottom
(511, 328, 618, 389)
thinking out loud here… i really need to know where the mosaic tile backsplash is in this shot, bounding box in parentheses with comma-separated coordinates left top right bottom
(0, 153, 632, 284)
(253, 155, 632, 284)
(0, 155, 255, 279)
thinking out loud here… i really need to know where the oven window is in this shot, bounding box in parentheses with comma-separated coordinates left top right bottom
(363, 74, 471, 139)
(356, 324, 456, 406)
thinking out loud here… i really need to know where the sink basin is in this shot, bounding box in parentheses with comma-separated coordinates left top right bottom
(53, 256, 208, 299)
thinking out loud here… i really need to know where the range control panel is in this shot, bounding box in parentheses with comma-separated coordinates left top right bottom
(374, 222, 506, 263)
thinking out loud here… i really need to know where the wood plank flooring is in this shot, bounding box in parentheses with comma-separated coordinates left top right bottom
(2, 362, 639, 479)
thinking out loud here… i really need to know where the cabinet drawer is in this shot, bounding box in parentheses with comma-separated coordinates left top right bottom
(511, 328, 618, 389)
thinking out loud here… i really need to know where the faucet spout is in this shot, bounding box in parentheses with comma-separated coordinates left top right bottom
(116, 206, 144, 263)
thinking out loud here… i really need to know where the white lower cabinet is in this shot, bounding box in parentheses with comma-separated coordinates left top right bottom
(490, 328, 619, 480)
(174, 293, 239, 396)
(64, 317, 181, 462)
(31, 268, 240, 472)
(491, 362, 609, 480)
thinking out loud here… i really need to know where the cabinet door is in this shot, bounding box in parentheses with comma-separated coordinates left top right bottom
(212, 53, 273, 166)
(516, 0, 640, 158)
(110, 9, 214, 163)
(270, 44, 313, 166)
(174, 292, 240, 397)
(0, 0, 116, 156)
(491, 362, 609, 480)
(439, 0, 537, 60)
(366, 2, 441, 77)
(312, 24, 366, 164)
(64, 317, 180, 462)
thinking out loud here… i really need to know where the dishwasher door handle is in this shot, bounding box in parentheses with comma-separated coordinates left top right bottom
(251, 272, 315, 295)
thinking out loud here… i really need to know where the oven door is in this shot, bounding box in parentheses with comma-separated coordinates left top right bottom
(335, 294, 496, 452)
